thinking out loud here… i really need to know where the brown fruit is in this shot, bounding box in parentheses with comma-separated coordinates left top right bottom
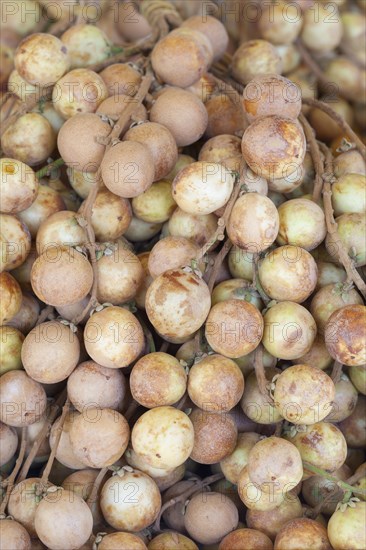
(31, 245, 93, 307)
(242, 116, 306, 180)
(325, 304, 366, 366)
(205, 299, 264, 358)
(189, 407, 238, 464)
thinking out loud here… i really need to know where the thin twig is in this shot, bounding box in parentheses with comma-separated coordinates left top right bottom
(302, 461, 366, 497)
(299, 113, 324, 203)
(252, 254, 270, 306)
(253, 344, 271, 399)
(17, 389, 67, 483)
(71, 72, 154, 326)
(302, 98, 366, 159)
(36, 305, 55, 326)
(0, 428, 27, 515)
(37, 398, 70, 494)
(296, 39, 356, 102)
(35, 158, 65, 180)
(153, 472, 224, 533)
(319, 143, 366, 298)
(331, 360, 343, 384)
(86, 467, 108, 509)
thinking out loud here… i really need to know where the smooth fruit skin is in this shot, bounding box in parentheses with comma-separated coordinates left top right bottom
(69, 408, 130, 468)
(0, 370, 47, 427)
(0, 519, 31, 550)
(0, 421, 18, 466)
(34, 489, 93, 550)
(258, 245, 318, 303)
(248, 437, 303, 494)
(131, 406, 194, 469)
(324, 304, 366, 366)
(227, 193, 279, 253)
(0, 158, 38, 214)
(188, 353, 244, 412)
(328, 501, 366, 550)
(220, 432, 261, 485)
(100, 470, 161, 532)
(262, 301, 317, 360)
(31, 245, 93, 307)
(246, 496, 303, 541)
(15, 32, 70, 86)
(84, 306, 144, 369)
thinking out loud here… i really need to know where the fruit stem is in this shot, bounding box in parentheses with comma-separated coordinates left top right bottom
(38, 398, 70, 493)
(252, 253, 271, 306)
(86, 467, 108, 509)
(331, 360, 343, 384)
(35, 305, 55, 326)
(71, 71, 154, 326)
(303, 462, 366, 496)
(17, 389, 67, 483)
(0, 427, 27, 515)
(253, 344, 272, 400)
(296, 39, 357, 103)
(303, 99, 366, 159)
(299, 113, 324, 203)
(319, 142, 366, 298)
(152, 472, 224, 533)
(35, 158, 65, 179)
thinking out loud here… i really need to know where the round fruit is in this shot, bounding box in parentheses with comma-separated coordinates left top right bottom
(15, 32, 70, 85)
(227, 193, 279, 253)
(248, 437, 303, 494)
(241, 368, 283, 425)
(150, 87, 208, 146)
(0, 370, 47, 427)
(0, 421, 18, 466)
(231, 40, 282, 85)
(246, 496, 303, 541)
(277, 199, 326, 250)
(145, 269, 211, 343)
(219, 528, 273, 550)
(188, 354, 244, 412)
(220, 432, 261, 485)
(84, 306, 144, 369)
(238, 466, 287, 512)
(324, 304, 366, 366)
(31, 245, 93, 307)
(172, 161, 234, 215)
(328, 501, 366, 550)
(262, 301, 317, 360)
(205, 299, 264, 358)
(98, 532, 147, 550)
(310, 284, 363, 334)
(101, 140, 154, 198)
(274, 365, 335, 425)
(132, 406, 194, 469)
(69, 408, 129, 468)
(0, 158, 38, 214)
(286, 421, 347, 473)
(100, 469, 161, 532)
(151, 28, 213, 88)
(34, 488, 93, 550)
(259, 246, 318, 303)
(189, 407, 238, 464)
(243, 75, 301, 122)
(148, 236, 200, 279)
(67, 360, 127, 412)
(184, 491, 239, 545)
(274, 518, 332, 550)
(242, 116, 306, 181)
(0, 519, 31, 550)
(130, 352, 187, 408)
(49, 410, 86, 469)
